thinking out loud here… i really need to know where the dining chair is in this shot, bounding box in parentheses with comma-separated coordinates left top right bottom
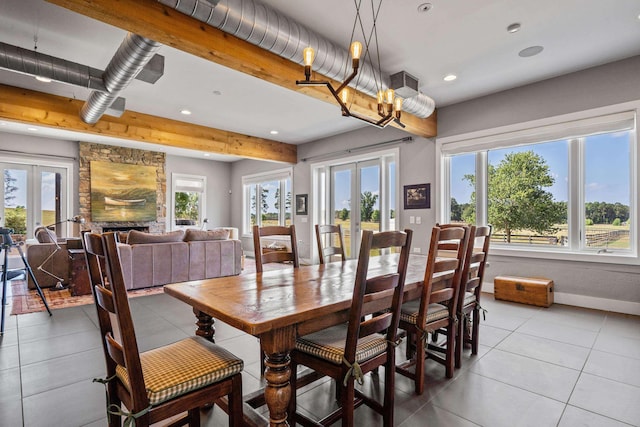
(315, 224, 346, 264)
(396, 225, 469, 395)
(289, 228, 413, 427)
(454, 224, 492, 368)
(252, 224, 299, 273)
(253, 224, 300, 372)
(83, 232, 244, 427)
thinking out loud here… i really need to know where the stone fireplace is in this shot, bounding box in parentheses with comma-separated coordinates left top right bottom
(78, 142, 166, 234)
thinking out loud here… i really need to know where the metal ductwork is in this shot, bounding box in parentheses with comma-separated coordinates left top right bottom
(80, 34, 161, 124)
(0, 41, 107, 91)
(158, 0, 435, 118)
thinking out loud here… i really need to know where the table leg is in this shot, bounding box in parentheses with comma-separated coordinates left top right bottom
(194, 308, 215, 342)
(261, 326, 295, 427)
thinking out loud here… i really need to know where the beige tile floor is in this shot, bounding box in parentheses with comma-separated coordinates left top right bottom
(1, 292, 639, 426)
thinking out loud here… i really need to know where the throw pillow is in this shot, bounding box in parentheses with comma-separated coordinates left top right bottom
(184, 228, 230, 242)
(127, 229, 185, 245)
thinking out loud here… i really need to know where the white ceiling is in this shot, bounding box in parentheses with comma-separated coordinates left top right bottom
(1, 0, 639, 161)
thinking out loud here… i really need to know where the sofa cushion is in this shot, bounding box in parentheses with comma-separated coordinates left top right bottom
(184, 228, 230, 242)
(127, 230, 185, 245)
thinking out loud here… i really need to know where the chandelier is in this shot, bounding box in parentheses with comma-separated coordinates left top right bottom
(296, 1, 404, 129)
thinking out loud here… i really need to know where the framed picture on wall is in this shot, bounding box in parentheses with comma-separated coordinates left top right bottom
(295, 194, 308, 215)
(403, 183, 430, 209)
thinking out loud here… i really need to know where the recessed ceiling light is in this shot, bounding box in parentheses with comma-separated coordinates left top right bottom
(27, 127, 38, 132)
(270, 130, 279, 135)
(443, 74, 457, 82)
(35, 76, 52, 83)
(507, 23, 521, 33)
(180, 109, 192, 115)
(0, 122, 6, 126)
(417, 3, 432, 13)
(519, 45, 544, 57)
(203, 153, 211, 157)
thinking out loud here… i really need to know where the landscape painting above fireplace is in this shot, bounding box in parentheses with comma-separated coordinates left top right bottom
(90, 161, 157, 222)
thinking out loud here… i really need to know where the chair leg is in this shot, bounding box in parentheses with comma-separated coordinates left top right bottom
(455, 314, 464, 369)
(229, 374, 243, 427)
(342, 381, 356, 427)
(107, 388, 121, 427)
(471, 306, 480, 355)
(188, 408, 201, 427)
(445, 322, 456, 378)
(384, 353, 396, 427)
(288, 359, 298, 427)
(414, 333, 426, 395)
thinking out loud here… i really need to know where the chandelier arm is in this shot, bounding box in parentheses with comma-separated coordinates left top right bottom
(326, 84, 351, 116)
(335, 69, 359, 94)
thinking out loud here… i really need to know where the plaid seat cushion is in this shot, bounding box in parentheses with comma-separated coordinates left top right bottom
(463, 292, 476, 307)
(296, 324, 387, 365)
(116, 336, 243, 406)
(400, 301, 448, 325)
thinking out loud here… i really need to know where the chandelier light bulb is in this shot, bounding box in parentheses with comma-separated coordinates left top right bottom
(303, 47, 315, 67)
(350, 41, 363, 60)
(385, 88, 395, 105)
(394, 97, 403, 112)
(377, 90, 385, 104)
(340, 88, 350, 104)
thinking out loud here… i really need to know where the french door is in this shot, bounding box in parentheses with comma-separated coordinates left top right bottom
(328, 155, 398, 257)
(1, 162, 69, 241)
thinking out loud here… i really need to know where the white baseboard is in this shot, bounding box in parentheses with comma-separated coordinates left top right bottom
(484, 281, 640, 316)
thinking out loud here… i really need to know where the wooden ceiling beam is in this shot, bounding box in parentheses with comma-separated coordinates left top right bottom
(46, 0, 437, 138)
(0, 84, 297, 163)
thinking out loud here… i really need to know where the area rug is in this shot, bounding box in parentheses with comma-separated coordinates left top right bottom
(9, 280, 165, 316)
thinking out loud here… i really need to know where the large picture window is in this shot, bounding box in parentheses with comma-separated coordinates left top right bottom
(440, 109, 636, 262)
(242, 169, 292, 234)
(171, 174, 206, 229)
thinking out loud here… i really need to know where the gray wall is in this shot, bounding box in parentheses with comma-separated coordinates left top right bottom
(166, 155, 232, 229)
(437, 55, 640, 312)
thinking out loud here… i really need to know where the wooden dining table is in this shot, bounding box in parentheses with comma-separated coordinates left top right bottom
(164, 253, 429, 427)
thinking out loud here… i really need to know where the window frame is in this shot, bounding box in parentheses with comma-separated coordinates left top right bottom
(242, 168, 293, 235)
(171, 173, 206, 230)
(437, 102, 638, 265)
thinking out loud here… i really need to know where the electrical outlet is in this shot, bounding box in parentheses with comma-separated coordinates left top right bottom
(409, 216, 415, 224)
(416, 216, 421, 224)
(413, 247, 421, 253)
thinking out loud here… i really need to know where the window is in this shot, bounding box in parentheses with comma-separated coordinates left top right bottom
(242, 168, 292, 234)
(172, 174, 206, 229)
(440, 109, 637, 262)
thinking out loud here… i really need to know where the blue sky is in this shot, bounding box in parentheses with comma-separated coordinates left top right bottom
(332, 163, 395, 213)
(450, 131, 631, 205)
(4, 170, 57, 210)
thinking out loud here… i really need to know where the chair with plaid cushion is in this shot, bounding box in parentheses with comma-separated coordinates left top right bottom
(396, 225, 469, 395)
(83, 232, 244, 427)
(315, 223, 346, 264)
(289, 229, 413, 427)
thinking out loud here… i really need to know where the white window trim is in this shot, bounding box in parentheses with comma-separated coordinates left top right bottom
(171, 173, 206, 230)
(241, 167, 293, 236)
(437, 100, 639, 265)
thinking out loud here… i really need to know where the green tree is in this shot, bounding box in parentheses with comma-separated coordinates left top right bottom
(371, 209, 380, 222)
(5, 205, 27, 234)
(340, 208, 349, 220)
(612, 218, 621, 226)
(360, 191, 378, 221)
(4, 170, 18, 206)
(175, 192, 199, 221)
(450, 197, 462, 221)
(464, 151, 564, 242)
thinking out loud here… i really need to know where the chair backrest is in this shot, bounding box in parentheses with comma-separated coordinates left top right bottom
(315, 224, 346, 264)
(460, 225, 492, 299)
(34, 226, 56, 243)
(416, 226, 470, 328)
(344, 229, 413, 362)
(252, 225, 300, 273)
(83, 232, 150, 410)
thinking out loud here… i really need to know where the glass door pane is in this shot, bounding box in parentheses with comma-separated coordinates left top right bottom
(331, 165, 355, 258)
(2, 167, 28, 241)
(358, 161, 381, 233)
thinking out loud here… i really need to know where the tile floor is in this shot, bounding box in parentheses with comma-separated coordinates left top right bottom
(1, 293, 639, 426)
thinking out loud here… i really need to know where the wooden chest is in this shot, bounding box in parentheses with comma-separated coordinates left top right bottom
(493, 276, 554, 307)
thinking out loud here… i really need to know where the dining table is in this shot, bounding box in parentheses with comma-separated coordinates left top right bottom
(164, 253, 430, 427)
